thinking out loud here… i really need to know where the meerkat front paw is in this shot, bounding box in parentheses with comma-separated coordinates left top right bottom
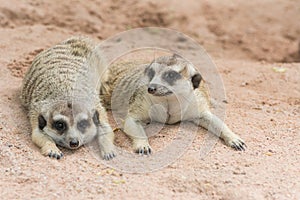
(98, 133, 116, 160)
(133, 139, 152, 155)
(225, 134, 246, 151)
(101, 148, 116, 160)
(41, 143, 63, 159)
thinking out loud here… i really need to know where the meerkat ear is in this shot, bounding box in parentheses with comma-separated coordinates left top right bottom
(185, 63, 202, 89)
(191, 73, 202, 89)
(92, 110, 100, 126)
(38, 115, 47, 130)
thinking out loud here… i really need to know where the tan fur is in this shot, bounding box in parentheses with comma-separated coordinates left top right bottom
(100, 54, 246, 154)
(21, 37, 115, 160)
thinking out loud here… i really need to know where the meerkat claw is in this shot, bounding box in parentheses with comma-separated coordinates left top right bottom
(231, 140, 246, 151)
(136, 146, 152, 155)
(103, 152, 116, 160)
(48, 151, 63, 159)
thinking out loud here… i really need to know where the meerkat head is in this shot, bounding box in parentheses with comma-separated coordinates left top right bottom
(144, 54, 202, 97)
(37, 101, 100, 149)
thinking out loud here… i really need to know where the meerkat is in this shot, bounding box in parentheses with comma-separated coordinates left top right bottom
(100, 54, 246, 154)
(21, 37, 115, 160)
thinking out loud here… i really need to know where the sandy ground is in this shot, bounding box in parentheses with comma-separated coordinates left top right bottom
(0, 0, 299, 199)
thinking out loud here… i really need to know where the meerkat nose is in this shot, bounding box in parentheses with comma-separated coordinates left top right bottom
(70, 139, 79, 148)
(148, 84, 157, 94)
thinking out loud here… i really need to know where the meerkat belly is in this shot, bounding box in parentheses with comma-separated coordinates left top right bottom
(167, 99, 199, 124)
(148, 97, 199, 124)
(148, 101, 170, 124)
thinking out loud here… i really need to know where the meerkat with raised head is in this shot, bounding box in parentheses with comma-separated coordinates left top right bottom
(100, 54, 246, 154)
(21, 37, 115, 160)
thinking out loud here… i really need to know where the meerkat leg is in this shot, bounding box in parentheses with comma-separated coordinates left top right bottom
(95, 106, 116, 160)
(31, 127, 63, 159)
(195, 111, 246, 151)
(124, 116, 152, 155)
(97, 123, 116, 160)
(30, 114, 63, 159)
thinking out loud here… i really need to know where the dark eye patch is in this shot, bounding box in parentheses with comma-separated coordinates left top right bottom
(77, 120, 90, 133)
(52, 120, 67, 134)
(162, 70, 182, 85)
(93, 110, 100, 126)
(145, 67, 155, 80)
(38, 115, 47, 130)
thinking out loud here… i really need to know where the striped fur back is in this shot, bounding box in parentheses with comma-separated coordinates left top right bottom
(100, 61, 148, 109)
(21, 37, 100, 111)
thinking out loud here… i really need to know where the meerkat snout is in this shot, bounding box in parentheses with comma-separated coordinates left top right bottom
(148, 84, 157, 94)
(69, 138, 79, 148)
(147, 83, 173, 96)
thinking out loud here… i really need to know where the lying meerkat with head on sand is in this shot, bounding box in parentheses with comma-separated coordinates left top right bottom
(100, 54, 246, 154)
(21, 37, 115, 160)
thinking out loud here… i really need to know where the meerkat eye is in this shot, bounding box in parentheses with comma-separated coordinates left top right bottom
(168, 71, 175, 78)
(53, 120, 67, 132)
(167, 71, 180, 78)
(77, 120, 90, 132)
(163, 70, 181, 85)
